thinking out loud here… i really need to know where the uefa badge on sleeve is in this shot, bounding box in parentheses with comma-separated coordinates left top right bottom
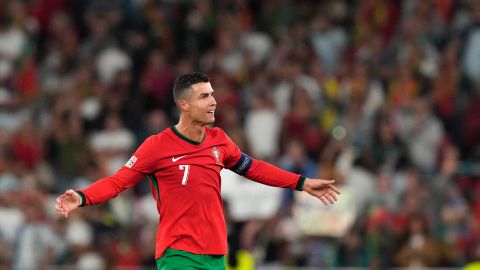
(125, 155, 137, 168)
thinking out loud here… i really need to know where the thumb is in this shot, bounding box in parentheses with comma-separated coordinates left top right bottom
(66, 189, 77, 196)
(65, 189, 80, 202)
(320, 179, 335, 184)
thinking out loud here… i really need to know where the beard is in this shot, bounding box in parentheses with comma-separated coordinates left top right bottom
(193, 115, 215, 125)
(204, 117, 215, 125)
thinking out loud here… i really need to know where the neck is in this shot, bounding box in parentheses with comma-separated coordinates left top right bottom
(175, 117, 207, 143)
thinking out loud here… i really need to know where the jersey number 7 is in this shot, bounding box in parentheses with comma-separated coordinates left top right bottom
(179, 165, 190, 185)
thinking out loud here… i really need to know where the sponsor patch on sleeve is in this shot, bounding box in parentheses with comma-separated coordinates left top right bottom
(125, 155, 137, 168)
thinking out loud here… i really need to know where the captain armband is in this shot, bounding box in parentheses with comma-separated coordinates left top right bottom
(230, 153, 253, 175)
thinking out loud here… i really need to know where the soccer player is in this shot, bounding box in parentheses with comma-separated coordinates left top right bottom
(55, 72, 341, 270)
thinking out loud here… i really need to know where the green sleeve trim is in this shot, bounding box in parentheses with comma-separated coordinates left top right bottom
(148, 174, 160, 202)
(295, 176, 306, 191)
(76, 191, 86, 207)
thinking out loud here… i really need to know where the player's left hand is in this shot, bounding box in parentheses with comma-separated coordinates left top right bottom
(302, 179, 341, 205)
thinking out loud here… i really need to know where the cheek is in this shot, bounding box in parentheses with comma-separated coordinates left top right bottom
(196, 102, 208, 111)
(191, 106, 204, 116)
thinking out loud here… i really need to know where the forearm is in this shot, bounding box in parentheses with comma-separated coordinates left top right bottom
(244, 159, 305, 191)
(77, 167, 144, 206)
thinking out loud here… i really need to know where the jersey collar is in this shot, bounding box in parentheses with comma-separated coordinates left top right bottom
(170, 126, 206, 145)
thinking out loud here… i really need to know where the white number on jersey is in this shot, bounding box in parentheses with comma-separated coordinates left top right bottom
(179, 165, 190, 185)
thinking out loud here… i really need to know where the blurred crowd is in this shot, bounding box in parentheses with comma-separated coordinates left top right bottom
(1, 0, 480, 269)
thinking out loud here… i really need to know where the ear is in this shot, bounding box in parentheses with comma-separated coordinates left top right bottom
(178, 100, 189, 112)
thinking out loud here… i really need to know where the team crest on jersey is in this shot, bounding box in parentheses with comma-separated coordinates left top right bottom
(212, 147, 221, 165)
(125, 155, 137, 168)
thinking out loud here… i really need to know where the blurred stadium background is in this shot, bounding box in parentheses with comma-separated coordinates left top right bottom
(1, 0, 480, 269)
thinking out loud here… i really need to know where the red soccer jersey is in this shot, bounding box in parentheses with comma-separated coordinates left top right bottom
(78, 126, 304, 259)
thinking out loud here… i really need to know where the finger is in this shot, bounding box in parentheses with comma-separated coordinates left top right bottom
(58, 207, 68, 217)
(57, 208, 66, 216)
(56, 202, 65, 209)
(57, 207, 67, 217)
(329, 185, 341, 194)
(66, 204, 75, 212)
(324, 194, 335, 204)
(322, 179, 335, 184)
(327, 190, 338, 201)
(318, 196, 328, 205)
(66, 189, 77, 197)
(57, 195, 68, 203)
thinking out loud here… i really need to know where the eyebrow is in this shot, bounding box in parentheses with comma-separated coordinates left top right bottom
(199, 90, 214, 98)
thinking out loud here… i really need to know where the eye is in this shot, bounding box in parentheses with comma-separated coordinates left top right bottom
(200, 92, 214, 99)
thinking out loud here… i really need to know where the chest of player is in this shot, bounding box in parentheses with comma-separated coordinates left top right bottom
(162, 145, 224, 168)
(153, 145, 226, 187)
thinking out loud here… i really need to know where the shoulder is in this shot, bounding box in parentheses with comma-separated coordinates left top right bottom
(206, 126, 229, 139)
(140, 128, 171, 147)
(206, 127, 238, 149)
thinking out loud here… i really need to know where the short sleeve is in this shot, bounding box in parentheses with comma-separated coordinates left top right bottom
(124, 136, 159, 174)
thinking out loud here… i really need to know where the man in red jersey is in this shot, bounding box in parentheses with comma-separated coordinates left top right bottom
(55, 72, 341, 270)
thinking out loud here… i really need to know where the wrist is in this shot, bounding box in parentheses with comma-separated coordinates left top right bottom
(295, 176, 307, 191)
(75, 191, 86, 207)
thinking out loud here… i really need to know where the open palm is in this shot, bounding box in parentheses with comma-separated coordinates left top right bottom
(302, 179, 341, 205)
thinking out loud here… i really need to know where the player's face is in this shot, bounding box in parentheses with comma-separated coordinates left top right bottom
(185, 82, 217, 125)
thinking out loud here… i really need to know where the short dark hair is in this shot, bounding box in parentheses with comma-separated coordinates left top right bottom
(173, 72, 210, 103)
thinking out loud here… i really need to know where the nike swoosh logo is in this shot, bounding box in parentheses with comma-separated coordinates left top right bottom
(172, 155, 187, 162)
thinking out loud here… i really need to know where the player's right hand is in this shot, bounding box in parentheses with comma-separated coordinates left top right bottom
(55, 189, 81, 217)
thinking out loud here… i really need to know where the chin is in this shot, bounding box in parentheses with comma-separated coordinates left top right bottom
(198, 118, 215, 125)
(207, 118, 215, 125)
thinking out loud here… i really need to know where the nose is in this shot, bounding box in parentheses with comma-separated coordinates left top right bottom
(210, 96, 217, 106)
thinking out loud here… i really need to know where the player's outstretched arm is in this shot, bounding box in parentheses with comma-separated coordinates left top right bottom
(55, 189, 82, 217)
(302, 179, 341, 205)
